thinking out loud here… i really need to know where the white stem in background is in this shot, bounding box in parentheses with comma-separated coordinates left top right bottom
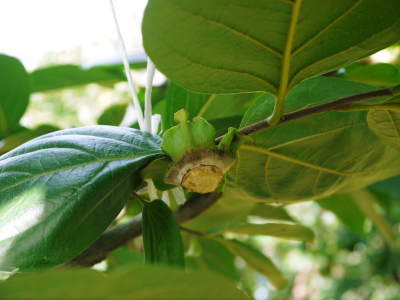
(109, 0, 145, 130)
(144, 59, 156, 133)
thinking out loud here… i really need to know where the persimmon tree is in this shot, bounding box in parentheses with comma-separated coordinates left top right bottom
(1, 0, 400, 298)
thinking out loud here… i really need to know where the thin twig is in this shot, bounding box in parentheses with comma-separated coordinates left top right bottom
(215, 87, 393, 143)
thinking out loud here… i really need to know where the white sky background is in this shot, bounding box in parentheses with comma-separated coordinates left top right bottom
(0, 0, 148, 71)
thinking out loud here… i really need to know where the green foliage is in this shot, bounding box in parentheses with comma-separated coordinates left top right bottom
(30, 62, 146, 93)
(0, 265, 248, 299)
(0, 126, 162, 271)
(1, 1, 400, 297)
(143, 0, 400, 94)
(342, 63, 400, 87)
(227, 77, 400, 203)
(213, 223, 314, 242)
(97, 103, 128, 126)
(368, 110, 400, 150)
(142, 199, 185, 267)
(0, 54, 29, 138)
(218, 238, 288, 290)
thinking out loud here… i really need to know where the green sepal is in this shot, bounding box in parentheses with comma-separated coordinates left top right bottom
(161, 109, 216, 161)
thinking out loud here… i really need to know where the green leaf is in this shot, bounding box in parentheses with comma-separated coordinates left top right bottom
(341, 63, 400, 87)
(227, 78, 400, 203)
(0, 125, 59, 155)
(163, 82, 256, 130)
(317, 194, 366, 235)
(186, 238, 239, 281)
(97, 103, 128, 126)
(0, 265, 248, 299)
(142, 199, 185, 267)
(240, 76, 380, 128)
(143, 0, 400, 95)
(351, 189, 396, 246)
(0, 54, 30, 138)
(107, 246, 144, 271)
(30, 62, 146, 93)
(215, 223, 314, 242)
(185, 195, 255, 232)
(367, 110, 400, 150)
(249, 203, 295, 223)
(0, 126, 162, 271)
(218, 238, 288, 290)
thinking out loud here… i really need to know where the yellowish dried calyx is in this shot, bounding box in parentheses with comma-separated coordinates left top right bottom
(165, 148, 233, 194)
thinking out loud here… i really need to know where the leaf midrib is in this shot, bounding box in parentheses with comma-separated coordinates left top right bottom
(0, 150, 161, 193)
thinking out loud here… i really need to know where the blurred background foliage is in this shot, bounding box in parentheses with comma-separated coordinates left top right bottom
(1, 1, 400, 299)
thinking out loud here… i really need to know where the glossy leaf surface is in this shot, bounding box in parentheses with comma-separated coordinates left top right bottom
(142, 199, 185, 267)
(143, 0, 400, 94)
(0, 126, 162, 271)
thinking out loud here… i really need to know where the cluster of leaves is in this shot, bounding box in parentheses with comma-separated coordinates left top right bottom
(1, 0, 400, 298)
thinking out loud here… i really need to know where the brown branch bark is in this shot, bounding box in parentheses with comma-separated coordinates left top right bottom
(68, 192, 221, 267)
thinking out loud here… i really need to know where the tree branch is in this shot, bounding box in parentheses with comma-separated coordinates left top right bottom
(69, 87, 395, 267)
(216, 87, 394, 143)
(68, 192, 221, 267)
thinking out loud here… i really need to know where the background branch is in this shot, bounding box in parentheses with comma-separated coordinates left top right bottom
(68, 192, 221, 267)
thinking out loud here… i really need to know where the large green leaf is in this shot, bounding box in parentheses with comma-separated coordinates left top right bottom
(143, 0, 400, 95)
(0, 54, 30, 138)
(142, 199, 185, 267)
(0, 265, 248, 299)
(227, 78, 400, 203)
(30, 62, 146, 93)
(218, 238, 288, 290)
(0, 126, 162, 271)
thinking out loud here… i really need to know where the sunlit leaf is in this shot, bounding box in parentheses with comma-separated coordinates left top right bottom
(143, 0, 400, 94)
(0, 126, 162, 271)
